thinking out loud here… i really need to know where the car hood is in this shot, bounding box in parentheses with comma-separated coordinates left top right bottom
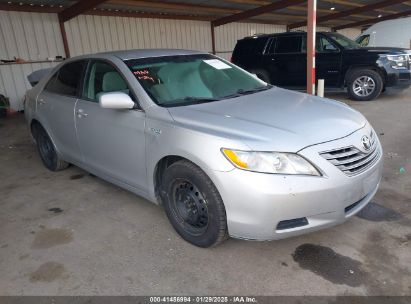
(167, 87, 366, 152)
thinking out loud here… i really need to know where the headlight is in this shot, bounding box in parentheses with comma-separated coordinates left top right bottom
(386, 55, 408, 69)
(222, 149, 321, 176)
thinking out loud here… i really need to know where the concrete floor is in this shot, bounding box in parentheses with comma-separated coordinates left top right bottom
(0, 89, 410, 296)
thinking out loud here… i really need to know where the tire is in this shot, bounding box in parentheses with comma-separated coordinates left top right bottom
(346, 69, 383, 101)
(32, 124, 69, 171)
(162, 160, 228, 247)
(251, 69, 271, 84)
(0, 94, 8, 119)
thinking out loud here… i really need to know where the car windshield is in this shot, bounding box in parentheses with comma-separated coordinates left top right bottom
(326, 33, 361, 49)
(125, 54, 270, 107)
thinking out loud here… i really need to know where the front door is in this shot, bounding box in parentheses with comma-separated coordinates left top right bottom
(263, 35, 306, 87)
(75, 60, 147, 190)
(315, 35, 342, 87)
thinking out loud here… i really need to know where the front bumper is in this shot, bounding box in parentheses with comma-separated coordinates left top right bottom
(210, 125, 383, 241)
(385, 68, 411, 89)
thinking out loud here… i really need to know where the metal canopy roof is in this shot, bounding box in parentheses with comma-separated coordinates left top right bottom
(1, 0, 411, 30)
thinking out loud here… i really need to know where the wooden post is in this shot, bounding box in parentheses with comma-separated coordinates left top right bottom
(211, 22, 216, 55)
(306, 0, 317, 95)
(59, 17, 70, 59)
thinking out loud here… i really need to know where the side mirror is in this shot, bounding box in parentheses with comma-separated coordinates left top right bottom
(99, 92, 135, 110)
(324, 44, 338, 51)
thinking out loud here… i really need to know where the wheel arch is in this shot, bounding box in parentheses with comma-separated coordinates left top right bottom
(344, 65, 386, 87)
(153, 155, 200, 205)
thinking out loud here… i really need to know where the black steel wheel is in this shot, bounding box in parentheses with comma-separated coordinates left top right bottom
(172, 179, 209, 235)
(32, 124, 68, 171)
(162, 160, 228, 247)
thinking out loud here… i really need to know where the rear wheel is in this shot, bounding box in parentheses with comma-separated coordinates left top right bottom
(162, 160, 228, 247)
(346, 69, 383, 101)
(32, 124, 68, 171)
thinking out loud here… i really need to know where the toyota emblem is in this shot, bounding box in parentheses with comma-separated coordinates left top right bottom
(361, 135, 371, 151)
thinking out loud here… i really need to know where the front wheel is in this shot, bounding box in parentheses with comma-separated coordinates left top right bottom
(346, 69, 383, 101)
(162, 160, 228, 247)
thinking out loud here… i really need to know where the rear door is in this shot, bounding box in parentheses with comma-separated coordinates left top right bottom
(36, 60, 87, 163)
(264, 35, 306, 87)
(74, 59, 147, 190)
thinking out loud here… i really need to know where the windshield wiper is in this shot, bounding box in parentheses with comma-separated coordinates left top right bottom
(222, 84, 273, 99)
(237, 84, 273, 95)
(161, 96, 221, 107)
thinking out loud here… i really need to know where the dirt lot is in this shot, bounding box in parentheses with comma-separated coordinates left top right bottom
(0, 89, 410, 296)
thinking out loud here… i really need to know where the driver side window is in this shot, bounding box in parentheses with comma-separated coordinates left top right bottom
(83, 61, 131, 102)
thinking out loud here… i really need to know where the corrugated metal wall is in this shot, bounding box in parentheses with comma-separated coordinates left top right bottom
(1, 10, 361, 110)
(0, 11, 64, 110)
(64, 15, 212, 57)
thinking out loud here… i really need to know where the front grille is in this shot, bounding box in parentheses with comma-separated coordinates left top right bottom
(320, 131, 380, 176)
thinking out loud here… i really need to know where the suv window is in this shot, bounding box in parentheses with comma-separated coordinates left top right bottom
(301, 35, 338, 52)
(275, 36, 302, 53)
(83, 60, 131, 102)
(45, 60, 87, 97)
(233, 37, 269, 57)
(316, 36, 338, 52)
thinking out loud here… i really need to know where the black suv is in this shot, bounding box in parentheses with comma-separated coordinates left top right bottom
(232, 32, 411, 101)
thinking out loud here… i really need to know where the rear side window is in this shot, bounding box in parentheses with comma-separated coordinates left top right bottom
(233, 37, 268, 57)
(275, 36, 302, 53)
(45, 60, 87, 97)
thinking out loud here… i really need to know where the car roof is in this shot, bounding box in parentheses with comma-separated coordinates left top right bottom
(69, 49, 208, 61)
(240, 31, 330, 40)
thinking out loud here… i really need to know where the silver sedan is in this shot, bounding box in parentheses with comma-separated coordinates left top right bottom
(24, 49, 383, 247)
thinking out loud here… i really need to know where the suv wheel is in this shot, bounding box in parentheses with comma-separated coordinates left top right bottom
(162, 160, 228, 247)
(346, 69, 383, 101)
(32, 124, 69, 171)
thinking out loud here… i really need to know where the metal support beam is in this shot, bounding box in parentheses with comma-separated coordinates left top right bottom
(211, 23, 216, 55)
(333, 9, 411, 30)
(306, 0, 317, 95)
(58, 18, 71, 58)
(289, 0, 408, 29)
(59, 0, 109, 23)
(212, 0, 306, 27)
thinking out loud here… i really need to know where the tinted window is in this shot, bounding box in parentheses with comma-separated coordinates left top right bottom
(233, 37, 268, 57)
(316, 36, 338, 52)
(301, 35, 338, 52)
(275, 36, 302, 53)
(45, 60, 87, 96)
(83, 61, 131, 102)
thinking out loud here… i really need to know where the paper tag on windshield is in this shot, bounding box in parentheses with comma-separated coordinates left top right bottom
(203, 59, 232, 70)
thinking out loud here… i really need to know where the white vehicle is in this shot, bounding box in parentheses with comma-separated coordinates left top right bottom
(356, 17, 411, 48)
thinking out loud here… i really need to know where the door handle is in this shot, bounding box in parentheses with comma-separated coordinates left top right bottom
(77, 109, 88, 118)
